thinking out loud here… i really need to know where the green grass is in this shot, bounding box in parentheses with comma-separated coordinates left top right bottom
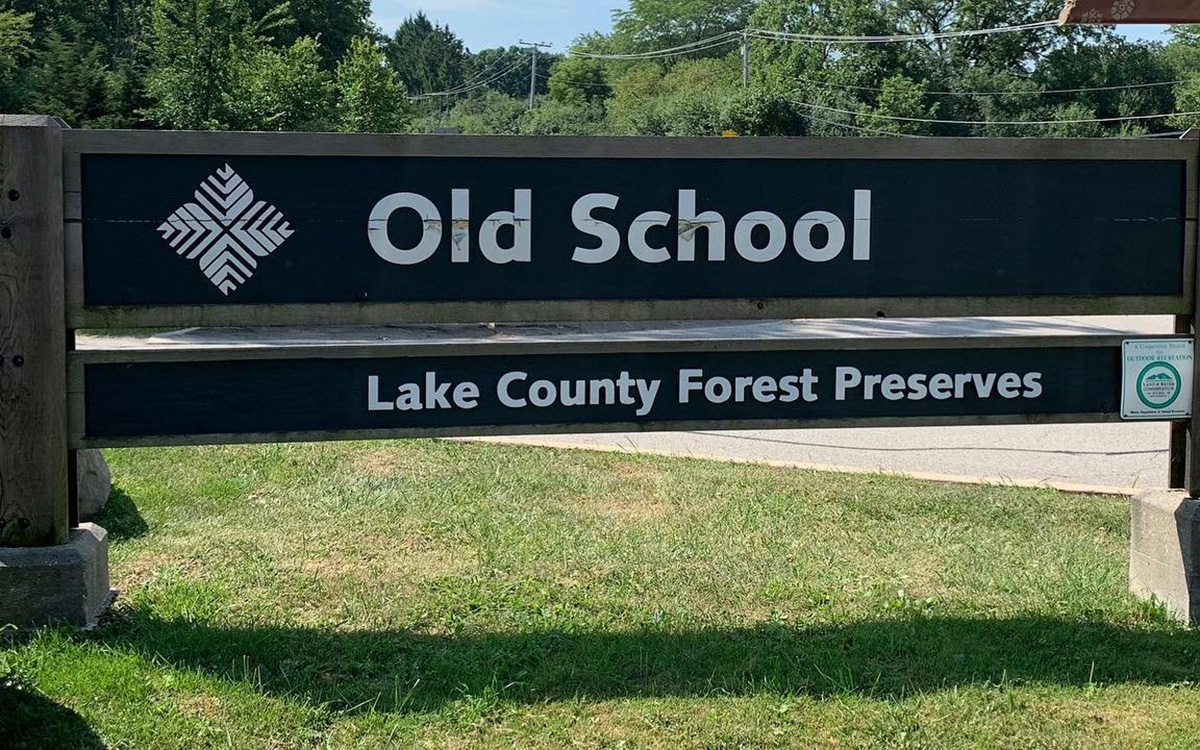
(2, 440, 1198, 749)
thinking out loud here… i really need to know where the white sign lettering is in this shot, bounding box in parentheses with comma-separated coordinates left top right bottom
(368, 189, 872, 267)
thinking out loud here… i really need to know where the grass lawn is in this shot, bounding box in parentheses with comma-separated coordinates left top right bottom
(2, 440, 1199, 749)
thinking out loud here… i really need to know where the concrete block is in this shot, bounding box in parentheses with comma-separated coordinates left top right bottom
(1129, 490, 1200, 625)
(0, 523, 112, 628)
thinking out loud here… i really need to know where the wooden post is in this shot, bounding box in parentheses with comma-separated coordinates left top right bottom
(1170, 315, 1190, 488)
(1190, 251, 1200, 499)
(0, 115, 68, 546)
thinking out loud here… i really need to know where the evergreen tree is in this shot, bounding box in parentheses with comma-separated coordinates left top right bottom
(0, 6, 32, 109)
(385, 12, 469, 95)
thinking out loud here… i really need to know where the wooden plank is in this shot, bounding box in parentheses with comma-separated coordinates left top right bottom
(68, 295, 1192, 330)
(0, 117, 68, 546)
(69, 333, 1179, 449)
(1170, 314, 1191, 488)
(68, 332, 1182, 365)
(1190, 135, 1200, 496)
(61, 130, 1200, 164)
(70, 413, 1134, 450)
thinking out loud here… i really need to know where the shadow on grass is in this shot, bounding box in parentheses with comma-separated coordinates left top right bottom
(0, 687, 107, 749)
(92, 486, 148, 542)
(85, 613, 1200, 714)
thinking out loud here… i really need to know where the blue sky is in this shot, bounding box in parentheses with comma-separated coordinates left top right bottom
(370, 1, 620, 52)
(368, 1, 1170, 53)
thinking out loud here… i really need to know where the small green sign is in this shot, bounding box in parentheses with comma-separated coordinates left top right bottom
(1122, 339, 1193, 420)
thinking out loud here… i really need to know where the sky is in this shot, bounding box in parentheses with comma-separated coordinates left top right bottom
(369, 1, 620, 52)
(368, 1, 1171, 54)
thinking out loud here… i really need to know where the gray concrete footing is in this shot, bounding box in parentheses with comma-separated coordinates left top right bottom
(1130, 490, 1200, 625)
(0, 523, 112, 628)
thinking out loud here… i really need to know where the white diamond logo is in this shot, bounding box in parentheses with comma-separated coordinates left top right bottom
(156, 164, 294, 295)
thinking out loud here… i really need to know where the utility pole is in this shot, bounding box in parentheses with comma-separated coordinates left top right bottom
(741, 32, 749, 89)
(520, 40, 552, 110)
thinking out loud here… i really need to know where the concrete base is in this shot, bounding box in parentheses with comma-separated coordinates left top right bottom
(1130, 490, 1200, 625)
(0, 523, 111, 628)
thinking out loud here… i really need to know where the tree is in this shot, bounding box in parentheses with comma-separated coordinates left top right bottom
(894, 0, 1098, 79)
(411, 90, 525, 134)
(249, 0, 369, 63)
(1040, 101, 1105, 137)
(606, 58, 738, 136)
(26, 30, 131, 128)
(470, 46, 554, 99)
(519, 99, 605, 135)
(144, 0, 289, 129)
(336, 36, 410, 133)
(385, 12, 469, 96)
(1161, 26, 1200, 131)
(548, 57, 609, 106)
(748, 0, 899, 97)
(724, 87, 807, 135)
(230, 36, 333, 131)
(0, 6, 32, 109)
(611, 0, 756, 53)
(862, 74, 938, 135)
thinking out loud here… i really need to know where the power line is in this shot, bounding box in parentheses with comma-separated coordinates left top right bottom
(569, 18, 1060, 59)
(440, 49, 517, 93)
(408, 49, 519, 99)
(535, 71, 611, 90)
(409, 55, 530, 100)
(792, 74, 1186, 97)
(570, 31, 739, 60)
(789, 98, 1200, 126)
(744, 19, 1058, 45)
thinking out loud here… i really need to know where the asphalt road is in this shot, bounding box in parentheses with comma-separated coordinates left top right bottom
(82, 314, 1177, 494)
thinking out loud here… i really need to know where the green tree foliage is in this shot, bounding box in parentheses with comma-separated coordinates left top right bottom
(724, 87, 807, 135)
(144, 0, 289, 129)
(231, 36, 333, 131)
(548, 57, 610, 106)
(1163, 26, 1200, 131)
(611, 0, 757, 52)
(25, 30, 132, 128)
(607, 58, 736, 135)
(469, 46, 530, 99)
(520, 99, 605, 135)
(336, 36, 410, 133)
(0, 0, 1194, 139)
(468, 45, 559, 99)
(862, 74, 938, 135)
(412, 90, 526, 134)
(249, 0, 369, 63)
(0, 6, 33, 108)
(386, 12, 469, 96)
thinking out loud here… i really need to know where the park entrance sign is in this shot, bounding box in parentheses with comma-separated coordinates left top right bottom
(57, 131, 1198, 451)
(68, 133, 1191, 327)
(4, 117, 1200, 627)
(49, 130, 1200, 457)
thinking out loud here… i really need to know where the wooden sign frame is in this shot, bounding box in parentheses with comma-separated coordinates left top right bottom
(3, 117, 1200, 549)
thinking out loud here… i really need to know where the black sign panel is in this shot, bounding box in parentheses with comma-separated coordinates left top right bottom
(81, 343, 1133, 446)
(80, 154, 1186, 309)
